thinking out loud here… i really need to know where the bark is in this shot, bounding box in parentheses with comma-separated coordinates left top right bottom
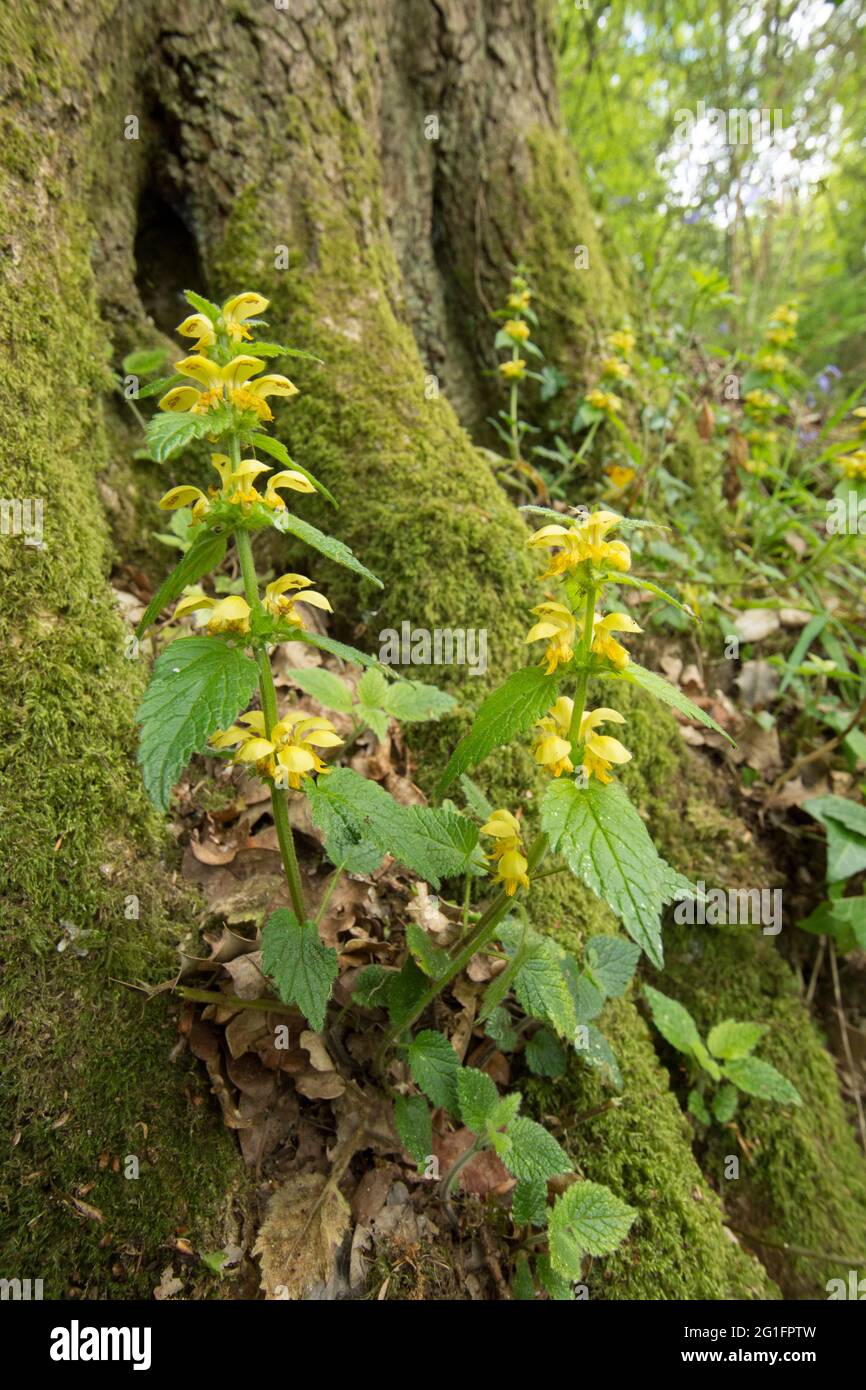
(1, 0, 863, 1298)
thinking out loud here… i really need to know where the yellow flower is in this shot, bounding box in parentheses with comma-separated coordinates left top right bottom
(586, 388, 623, 413)
(173, 594, 251, 635)
(839, 450, 866, 479)
(220, 292, 269, 342)
(532, 697, 574, 777)
(851, 407, 866, 428)
(601, 357, 630, 380)
(527, 510, 631, 577)
(264, 573, 332, 626)
(499, 358, 527, 380)
(157, 484, 211, 523)
(604, 463, 636, 491)
(507, 289, 531, 312)
(525, 600, 577, 674)
(504, 319, 530, 342)
(159, 354, 297, 421)
(763, 326, 794, 348)
(589, 612, 643, 669)
(743, 388, 778, 416)
(176, 313, 216, 353)
(210, 709, 342, 789)
(263, 470, 316, 508)
(608, 330, 636, 356)
(770, 304, 798, 325)
(756, 352, 787, 373)
(481, 809, 530, 896)
(157, 454, 313, 522)
(578, 708, 631, 784)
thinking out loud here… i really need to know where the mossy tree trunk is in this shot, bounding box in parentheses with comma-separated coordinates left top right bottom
(1, 0, 863, 1298)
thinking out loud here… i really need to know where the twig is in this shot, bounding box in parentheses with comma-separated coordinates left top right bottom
(804, 936, 826, 1009)
(766, 695, 866, 801)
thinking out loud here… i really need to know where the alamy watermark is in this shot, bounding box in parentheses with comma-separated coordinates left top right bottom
(378, 621, 487, 676)
(1, 498, 43, 547)
(674, 101, 784, 146)
(674, 883, 782, 935)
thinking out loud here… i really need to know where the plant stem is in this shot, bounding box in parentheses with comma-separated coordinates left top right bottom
(315, 865, 345, 927)
(234, 518, 307, 923)
(441, 1137, 486, 1200)
(568, 581, 598, 756)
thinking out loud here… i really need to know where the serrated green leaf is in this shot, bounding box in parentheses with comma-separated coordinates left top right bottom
(261, 910, 338, 1031)
(723, 1056, 802, 1105)
(585, 936, 641, 998)
(184, 288, 221, 320)
(245, 342, 324, 364)
(123, 347, 168, 376)
(352, 964, 393, 1009)
(294, 629, 380, 668)
(362, 707, 390, 742)
(456, 1068, 499, 1133)
(548, 1182, 636, 1278)
(273, 510, 382, 587)
(707, 1019, 766, 1061)
(394, 1094, 433, 1167)
(250, 433, 336, 507)
(536, 1255, 575, 1300)
(405, 923, 450, 981)
(437, 667, 560, 793)
(688, 1089, 712, 1125)
(542, 778, 680, 967)
(712, 1083, 739, 1124)
(525, 1027, 567, 1078)
(385, 958, 429, 1029)
(488, 1091, 521, 1132)
(136, 530, 227, 636)
(407, 1030, 460, 1111)
(136, 373, 183, 399)
(145, 407, 229, 462)
(512, 1178, 548, 1227)
(484, 1006, 518, 1051)
(512, 939, 576, 1038)
(510, 1254, 537, 1299)
(381, 679, 457, 723)
(576, 1024, 623, 1090)
(502, 1117, 571, 1182)
(643, 984, 703, 1058)
(357, 667, 388, 707)
(459, 773, 495, 822)
(804, 796, 866, 883)
(606, 663, 735, 746)
(283, 667, 353, 713)
(562, 960, 605, 1024)
(136, 636, 258, 811)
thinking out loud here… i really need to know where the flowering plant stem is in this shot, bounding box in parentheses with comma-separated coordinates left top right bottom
(567, 581, 597, 754)
(233, 492, 307, 923)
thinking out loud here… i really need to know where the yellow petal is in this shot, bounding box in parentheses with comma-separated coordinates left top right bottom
(222, 292, 269, 325)
(234, 737, 277, 761)
(159, 386, 201, 413)
(581, 706, 626, 733)
(295, 590, 333, 612)
(209, 596, 251, 623)
(222, 355, 266, 389)
(266, 470, 315, 496)
(278, 746, 317, 774)
(159, 485, 207, 510)
(249, 374, 298, 400)
(174, 593, 215, 618)
(176, 313, 216, 347)
(176, 355, 223, 389)
(230, 458, 272, 481)
(266, 573, 313, 598)
(587, 734, 631, 764)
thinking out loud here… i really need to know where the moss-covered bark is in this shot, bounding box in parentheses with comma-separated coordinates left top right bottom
(2, 0, 863, 1300)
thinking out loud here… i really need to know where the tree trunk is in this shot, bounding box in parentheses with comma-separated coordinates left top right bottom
(1, 0, 863, 1298)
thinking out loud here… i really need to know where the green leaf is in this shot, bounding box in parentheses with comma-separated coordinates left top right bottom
(585, 936, 641, 998)
(535, 1255, 575, 1301)
(507, 931, 576, 1038)
(804, 796, 866, 883)
(723, 1057, 802, 1106)
(273, 510, 382, 587)
(799, 895, 866, 953)
(283, 667, 353, 713)
(308, 769, 479, 886)
(145, 407, 231, 462)
(688, 1089, 712, 1125)
(405, 923, 450, 981)
(357, 667, 388, 708)
(484, 1006, 518, 1051)
(123, 347, 169, 376)
(525, 1028, 567, 1078)
(407, 1030, 460, 1111)
(606, 663, 735, 746)
(643, 985, 703, 1058)
(512, 1179, 548, 1227)
(599, 569, 695, 618)
(501, 1117, 571, 1182)
(548, 1182, 636, 1279)
(250, 433, 336, 507)
(385, 959, 429, 1029)
(437, 667, 560, 793)
(136, 529, 228, 636)
(245, 342, 324, 364)
(394, 1094, 433, 1168)
(136, 373, 183, 399)
(576, 1024, 623, 1090)
(352, 964, 393, 1009)
(562, 961, 605, 1023)
(361, 707, 390, 742)
(707, 1019, 766, 1061)
(712, 1083, 739, 1124)
(456, 1067, 499, 1133)
(261, 911, 339, 1031)
(541, 778, 685, 967)
(136, 636, 258, 811)
(184, 288, 221, 320)
(381, 679, 457, 723)
(459, 774, 495, 822)
(779, 614, 830, 695)
(294, 630, 381, 668)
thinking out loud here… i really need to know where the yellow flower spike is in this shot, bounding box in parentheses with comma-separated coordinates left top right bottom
(770, 304, 798, 325)
(608, 329, 636, 356)
(481, 809, 530, 896)
(590, 612, 643, 670)
(532, 696, 575, 777)
(764, 326, 794, 347)
(499, 359, 527, 380)
(264, 573, 333, 626)
(504, 319, 530, 342)
(176, 313, 216, 352)
(525, 600, 577, 674)
(221, 292, 269, 341)
(507, 289, 531, 312)
(173, 593, 251, 635)
(158, 485, 210, 522)
(264, 470, 316, 508)
(601, 357, 630, 380)
(526, 524, 584, 578)
(586, 388, 623, 413)
(573, 509, 632, 571)
(578, 708, 632, 785)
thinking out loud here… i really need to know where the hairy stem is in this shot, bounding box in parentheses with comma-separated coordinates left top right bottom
(568, 581, 598, 756)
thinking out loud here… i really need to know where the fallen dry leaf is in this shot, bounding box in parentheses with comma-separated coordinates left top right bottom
(254, 1172, 351, 1300)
